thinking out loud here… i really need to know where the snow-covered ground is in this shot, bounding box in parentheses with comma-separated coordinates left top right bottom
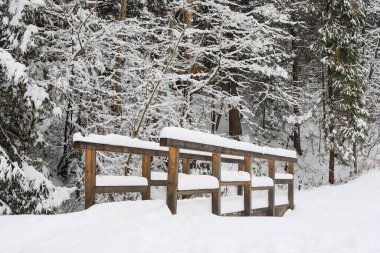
(1, 170, 380, 253)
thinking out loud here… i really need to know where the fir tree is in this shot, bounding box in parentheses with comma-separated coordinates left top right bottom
(311, 0, 368, 183)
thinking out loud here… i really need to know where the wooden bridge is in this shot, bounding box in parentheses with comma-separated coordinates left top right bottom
(73, 127, 297, 216)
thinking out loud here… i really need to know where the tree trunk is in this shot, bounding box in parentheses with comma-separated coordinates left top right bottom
(211, 104, 222, 134)
(57, 26, 76, 180)
(327, 66, 335, 184)
(353, 143, 358, 175)
(329, 149, 335, 184)
(322, 65, 327, 139)
(292, 28, 302, 155)
(112, 0, 128, 117)
(118, 0, 128, 20)
(179, 0, 194, 126)
(229, 81, 242, 139)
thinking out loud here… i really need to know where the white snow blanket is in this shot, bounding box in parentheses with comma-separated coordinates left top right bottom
(251, 176, 274, 187)
(74, 132, 167, 151)
(221, 171, 250, 182)
(151, 172, 219, 190)
(1, 170, 380, 253)
(160, 127, 297, 159)
(178, 174, 219, 190)
(96, 175, 148, 186)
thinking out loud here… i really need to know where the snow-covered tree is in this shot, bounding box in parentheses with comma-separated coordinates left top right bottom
(363, 0, 380, 170)
(0, 147, 74, 214)
(311, 0, 368, 183)
(0, 0, 75, 214)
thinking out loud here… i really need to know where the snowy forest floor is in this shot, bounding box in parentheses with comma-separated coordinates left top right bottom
(1, 170, 380, 253)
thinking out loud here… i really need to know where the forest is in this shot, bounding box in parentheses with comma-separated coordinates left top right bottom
(0, 0, 379, 214)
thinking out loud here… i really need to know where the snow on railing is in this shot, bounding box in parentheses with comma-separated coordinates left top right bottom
(160, 127, 297, 161)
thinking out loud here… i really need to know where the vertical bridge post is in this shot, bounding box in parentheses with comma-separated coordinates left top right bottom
(85, 149, 96, 209)
(268, 159, 275, 216)
(142, 154, 151, 200)
(166, 147, 179, 214)
(212, 153, 221, 215)
(243, 156, 252, 216)
(288, 161, 295, 210)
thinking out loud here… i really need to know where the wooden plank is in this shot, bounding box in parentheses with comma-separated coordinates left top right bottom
(160, 138, 297, 162)
(166, 147, 179, 214)
(268, 160, 275, 216)
(221, 157, 244, 164)
(150, 180, 167, 186)
(220, 181, 250, 186)
(141, 154, 151, 200)
(288, 162, 295, 210)
(74, 141, 243, 164)
(85, 149, 96, 209)
(251, 186, 274, 191)
(237, 161, 244, 196)
(182, 158, 190, 174)
(243, 156, 252, 216)
(177, 188, 219, 195)
(95, 185, 149, 194)
(212, 153, 221, 215)
(275, 179, 293, 184)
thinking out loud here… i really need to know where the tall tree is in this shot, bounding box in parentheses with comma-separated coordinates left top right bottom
(312, 0, 368, 183)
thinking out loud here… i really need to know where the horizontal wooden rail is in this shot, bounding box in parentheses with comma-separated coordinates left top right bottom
(73, 141, 243, 164)
(251, 186, 274, 191)
(177, 188, 219, 195)
(95, 186, 149, 194)
(150, 180, 167, 186)
(275, 179, 293, 184)
(160, 138, 297, 163)
(220, 181, 250, 186)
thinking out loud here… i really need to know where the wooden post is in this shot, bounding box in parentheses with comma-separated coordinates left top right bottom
(237, 161, 244, 196)
(212, 153, 221, 215)
(243, 156, 252, 216)
(182, 158, 190, 174)
(288, 162, 295, 210)
(142, 154, 151, 200)
(166, 147, 179, 214)
(268, 160, 275, 216)
(85, 149, 96, 209)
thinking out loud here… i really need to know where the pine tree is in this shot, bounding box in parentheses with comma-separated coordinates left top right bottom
(0, 0, 74, 214)
(311, 0, 368, 183)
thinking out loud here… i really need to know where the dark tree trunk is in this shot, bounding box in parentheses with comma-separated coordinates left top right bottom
(327, 66, 335, 184)
(211, 108, 221, 134)
(329, 149, 335, 184)
(353, 143, 358, 175)
(292, 28, 302, 155)
(112, 0, 128, 117)
(57, 104, 72, 179)
(57, 27, 76, 180)
(229, 82, 242, 139)
(322, 65, 327, 139)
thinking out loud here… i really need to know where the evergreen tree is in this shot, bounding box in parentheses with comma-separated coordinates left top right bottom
(0, 0, 74, 214)
(311, 0, 368, 183)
